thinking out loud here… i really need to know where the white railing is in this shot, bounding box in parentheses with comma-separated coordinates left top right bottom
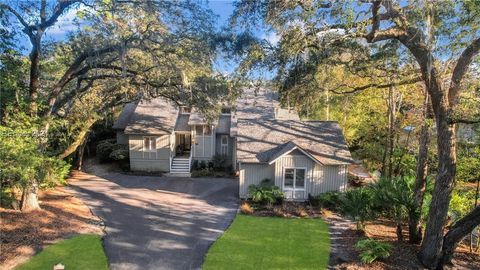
(188, 150, 193, 172)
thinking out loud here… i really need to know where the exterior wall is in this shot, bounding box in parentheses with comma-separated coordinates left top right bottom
(274, 154, 316, 200)
(239, 152, 348, 200)
(192, 126, 215, 159)
(129, 134, 171, 172)
(214, 134, 234, 166)
(116, 130, 128, 145)
(238, 163, 275, 198)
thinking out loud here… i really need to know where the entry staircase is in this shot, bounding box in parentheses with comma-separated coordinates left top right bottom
(170, 157, 191, 174)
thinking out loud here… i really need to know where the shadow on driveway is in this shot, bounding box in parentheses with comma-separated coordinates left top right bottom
(68, 171, 239, 270)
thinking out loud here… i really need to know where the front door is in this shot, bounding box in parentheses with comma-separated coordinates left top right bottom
(283, 168, 306, 200)
(176, 134, 191, 156)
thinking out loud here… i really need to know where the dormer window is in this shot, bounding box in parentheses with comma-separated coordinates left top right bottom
(180, 106, 191, 114)
(221, 107, 231, 114)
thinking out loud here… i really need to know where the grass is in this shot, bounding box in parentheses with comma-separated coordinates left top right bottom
(15, 234, 108, 270)
(203, 214, 330, 270)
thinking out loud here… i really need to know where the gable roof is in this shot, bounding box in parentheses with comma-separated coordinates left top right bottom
(124, 98, 178, 135)
(112, 102, 137, 130)
(236, 119, 353, 165)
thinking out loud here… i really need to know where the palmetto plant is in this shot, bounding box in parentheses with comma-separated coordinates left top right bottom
(371, 177, 415, 241)
(339, 187, 375, 231)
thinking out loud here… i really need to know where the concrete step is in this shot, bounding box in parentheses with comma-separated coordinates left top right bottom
(164, 172, 192, 177)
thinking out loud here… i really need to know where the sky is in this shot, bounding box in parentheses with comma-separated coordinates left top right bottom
(14, 0, 258, 76)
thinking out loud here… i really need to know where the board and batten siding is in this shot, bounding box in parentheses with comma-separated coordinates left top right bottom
(129, 134, 171, 171)
(238, 163, 275, 198)
(239, 151, 348, 200)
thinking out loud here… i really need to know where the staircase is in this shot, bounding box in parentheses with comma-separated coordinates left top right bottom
(170, 157, 191, 174)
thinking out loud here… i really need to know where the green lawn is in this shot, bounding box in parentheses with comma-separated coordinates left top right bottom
(15, 234, 108, 270)
(203, 214, 330, 270)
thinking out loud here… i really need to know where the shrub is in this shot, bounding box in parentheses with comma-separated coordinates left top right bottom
(207, 161, 214, 169)
(212, 154, 227, 171)
(199, 160, 207, 170)
(339, 187, 374, 231)
(310, 191, 341, 210)
(240, 202, 254, 215)
(191, 168, 213, 177)
(355, 238, 392, 264)
(109, 149, 129, 161)
(96, 140, 115, 163)
(248, 179, 284, 206)
(192, 160, 199, 170)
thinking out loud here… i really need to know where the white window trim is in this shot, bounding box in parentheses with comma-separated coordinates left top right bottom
(220, 135, 228, 155)
(283, 167, 307, 199)
(143, 136, 157, 159)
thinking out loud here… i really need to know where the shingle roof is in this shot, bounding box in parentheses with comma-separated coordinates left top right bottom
(216, 115, 231, 134)
(124, 98, 178, 135)
(174, 114, 190, 132)
(187, 111, 207, 125)
(236, 119, 353, 165)
(113, 102, 137, 130)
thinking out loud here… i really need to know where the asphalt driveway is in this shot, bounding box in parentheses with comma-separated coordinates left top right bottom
(68, 171, 238, 270)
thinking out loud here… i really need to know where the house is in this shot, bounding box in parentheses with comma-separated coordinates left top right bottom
(114, 88, 353, 200)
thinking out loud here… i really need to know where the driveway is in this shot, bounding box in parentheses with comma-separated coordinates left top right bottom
(68, 171, 238, 270)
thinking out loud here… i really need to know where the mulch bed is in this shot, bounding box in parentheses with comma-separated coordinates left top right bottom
(241, 201, 480, 270)
(0, 186, 103, 270)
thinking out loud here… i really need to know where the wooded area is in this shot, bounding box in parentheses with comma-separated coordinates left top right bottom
(1, 1, 479, 269)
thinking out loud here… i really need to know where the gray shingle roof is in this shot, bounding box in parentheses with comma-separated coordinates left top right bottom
(187, 111, 207, 125)
(124, 98, 178, 135)
(174, 114, 190, 132)
(113, 102, 137, 130)
(236, 119, 353, 165)
(216, 115, 231, 134)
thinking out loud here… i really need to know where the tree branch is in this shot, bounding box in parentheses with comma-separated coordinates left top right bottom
(330, 77, 422, 94)
(448, 37, 480, 106)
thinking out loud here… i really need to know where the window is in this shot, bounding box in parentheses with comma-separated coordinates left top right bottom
(220, 135, 228, 155)
(180, 107, 191, 114)
(203, 125, 212, 135)
(221, 107, 231, 114)
(196, 125, 203, 135)
(143, 137, 156, 152)
(283, 168, 306, 190)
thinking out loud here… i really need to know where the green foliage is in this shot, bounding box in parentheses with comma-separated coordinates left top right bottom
(211, 154, 227, 171)
(309, 191, 341, 210)
(0, 115, 70, 207)
(248, 179, 284, 205)
(192, 160, 199, 170)
(95, 140, 116, 163)
(370, 176, 415, 223)
(457, 143, 480, 183)
(199, 160, 207, 170)
(338, 187, 375, 231)
(449, 189, 477, 222)
(355, 238, 392, 264)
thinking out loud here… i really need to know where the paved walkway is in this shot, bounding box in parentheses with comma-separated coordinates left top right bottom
(68, 171, 238, 270)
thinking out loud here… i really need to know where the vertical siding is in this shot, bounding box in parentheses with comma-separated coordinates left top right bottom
(128, 134, 171, 172)
(239, 163, 275, 198)
(310, 164, 347, 194)
(274, 155, 315, 200)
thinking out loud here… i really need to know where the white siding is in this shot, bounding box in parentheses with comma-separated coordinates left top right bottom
(238, 163, 275, 198)
(239, 151, 348, 200)
(274, 155, 315, 200)
(129, 134, 171, 172)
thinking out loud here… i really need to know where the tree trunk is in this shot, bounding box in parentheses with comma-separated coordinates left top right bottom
(58, 116, 98, 159)
(438, 206, 480, 268)
(409, 93, 431, 244)
(419, 108, 457, 269)
(20, 180, 40, 212)
(76, 133, 89, 170)
(28, 32, 43, 116)
(396, 223, 404, 242)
